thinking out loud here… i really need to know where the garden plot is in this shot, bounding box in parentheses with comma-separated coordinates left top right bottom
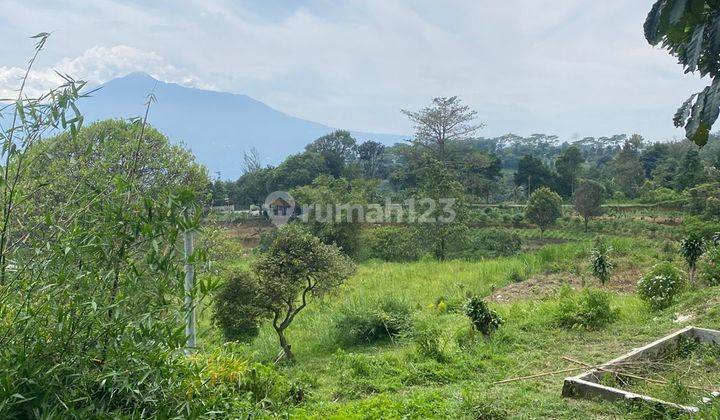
(562, 326, 720, 413)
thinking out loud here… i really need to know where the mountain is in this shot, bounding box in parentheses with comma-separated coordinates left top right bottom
(80, 72, 407, 179)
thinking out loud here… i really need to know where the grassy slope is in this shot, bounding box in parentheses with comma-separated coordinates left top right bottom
(202, 227, 720, 418)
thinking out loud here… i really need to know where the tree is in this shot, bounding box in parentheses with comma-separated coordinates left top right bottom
(272, 151, 326, 190)
(402, 96, 483, 163)
(514, 155, 557, 195)
(414, 156, 468, 260)
(253, 225, 355, 362)
(612, 137, 645, 198)
(525, 187, 563, 235)
(556, 145, 585, 197)
(645, 0, 720, 147)
(458, 149, 502, 202)
(676, 148, 706, 191)
(681, 233, 705, 285)
(291, 176, 377, 257)
(306, 130, 357, 177)
(573, 179, 605, 232)
(357, 140, 386, 178)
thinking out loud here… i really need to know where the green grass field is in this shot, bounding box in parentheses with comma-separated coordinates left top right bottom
(197, 222, 720, 419)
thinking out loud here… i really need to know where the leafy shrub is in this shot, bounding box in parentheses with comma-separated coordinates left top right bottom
(360, 226, 423, 262)
(699, 245, 720, 286)
(467, 229, 522, 258)
(637, 262, 685, 310)
(335, 298, 413, 346)
(213, 270, 264, 342)
(463, 296, 503, 337)
(554, 287, 617, 330)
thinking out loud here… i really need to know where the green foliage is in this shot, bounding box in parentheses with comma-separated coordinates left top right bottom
(515, 155, 557, 193)
(360, 226, 423, 262)
(590, 238, 614, 285)
(335, 298, 413, 346)
(638, 262, 685, 310)
(463, 296, 502, 337)
(466, 229, 522, 258)
(525, 187, 563, 234)
(645, 0, 720, 146)
(699, 245, 720, 286)
(573, 179, 605, 231)
(554, 287, 617, 331)
(410, 316, 450, 362)
(253, 224, 357, 361)
(292, 176, 378, 257)
(412, 155, 469, 260)
(213, 270, 264, 342)
(680, 232, 705, 283)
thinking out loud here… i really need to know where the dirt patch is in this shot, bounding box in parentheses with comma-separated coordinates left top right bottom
(488, 267, 642, 303)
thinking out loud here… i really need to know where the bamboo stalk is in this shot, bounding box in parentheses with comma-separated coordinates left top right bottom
(493, 366, 587, 385)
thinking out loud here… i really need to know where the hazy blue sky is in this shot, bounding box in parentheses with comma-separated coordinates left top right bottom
(0, 0, 710, 141)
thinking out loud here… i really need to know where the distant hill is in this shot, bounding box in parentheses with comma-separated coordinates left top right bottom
(80, 72, 407, 179)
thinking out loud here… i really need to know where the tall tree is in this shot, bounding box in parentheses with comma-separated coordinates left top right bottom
(514, 155, 557, 195)
(645, 0, 720, 147)
(612, 137, 645, 198)
(413, 156, 468, 260)
(556, 145, 585, 197)
(676, 148, 707, 191)
(306, 130, 358, 177)
(402, 96, 483, 163)
(573, 179, 605, 232)
(357, 140, 386, 179)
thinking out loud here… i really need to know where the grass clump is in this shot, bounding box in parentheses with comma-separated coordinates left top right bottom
(637, 262, 685, 310)
(335, 298, 413, 346)
(554, 287, 618, 330)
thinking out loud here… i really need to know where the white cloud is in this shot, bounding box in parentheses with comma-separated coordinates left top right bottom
(0, 45, 213, 98)
(0, 0, 710, 140)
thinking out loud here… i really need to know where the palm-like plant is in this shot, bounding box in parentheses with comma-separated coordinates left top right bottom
(591, 239, 613, 286)
(681, 234, 705, 285)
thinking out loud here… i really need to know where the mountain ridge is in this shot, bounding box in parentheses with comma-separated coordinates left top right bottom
(80, 72, 407, 179)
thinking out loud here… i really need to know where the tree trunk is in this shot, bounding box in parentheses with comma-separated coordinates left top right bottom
(690, 265, 696, 285)
(276, 326, 294, 362)
(584, 217, 589, 233)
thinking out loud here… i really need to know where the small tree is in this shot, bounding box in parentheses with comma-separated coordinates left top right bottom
(463, 296, 502, 337)
(590, 238, 613, 286)
(573, 179, 605, 232)
(680, 233, 705, 285)
(253, 224, 355, 362)
(525, 187, 563, 235)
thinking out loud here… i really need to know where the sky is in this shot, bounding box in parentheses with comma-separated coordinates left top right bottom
(0, 0, 711, 142)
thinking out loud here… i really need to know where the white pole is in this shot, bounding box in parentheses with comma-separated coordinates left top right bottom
(184, 229, 196, 351)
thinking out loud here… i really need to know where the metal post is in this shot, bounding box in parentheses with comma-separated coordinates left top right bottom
(184, 229, 196, 351)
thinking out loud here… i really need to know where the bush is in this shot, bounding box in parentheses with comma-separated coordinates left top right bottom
(463, 296, 503, 337)
(554, 287, 617, 330)
(360, 226, 423, 262)
(335, 298, 413, 346)
(637, 262, 685, 310)
(213, 270, 264, 342)
(466, 229, 522, 258)
(700, 245, 720, 286)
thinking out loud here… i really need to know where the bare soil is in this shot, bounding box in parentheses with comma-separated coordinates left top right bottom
(488, 267, 642, 303)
